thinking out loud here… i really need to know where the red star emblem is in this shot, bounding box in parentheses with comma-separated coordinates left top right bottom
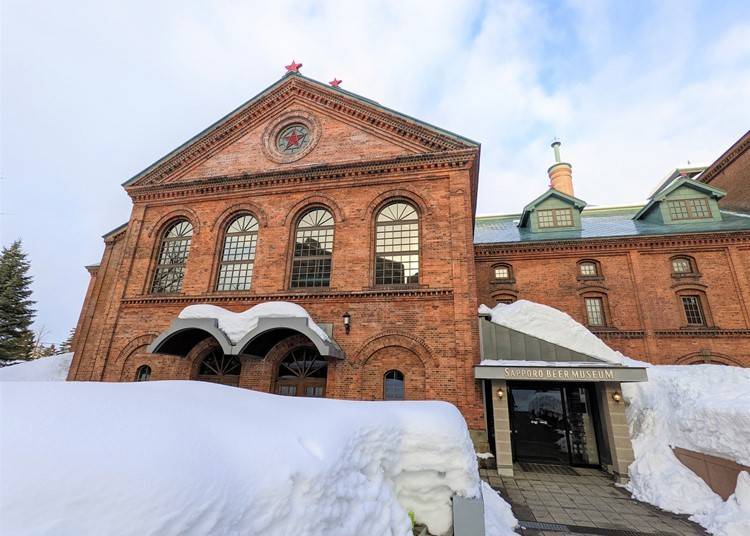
(282, 128, 306, 150)
(329, 78, 342, 87)
(285, 60, 302, 72)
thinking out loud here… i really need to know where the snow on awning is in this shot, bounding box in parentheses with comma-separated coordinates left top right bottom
(476, 301, 647, 382)
(148, 302, 344, 359)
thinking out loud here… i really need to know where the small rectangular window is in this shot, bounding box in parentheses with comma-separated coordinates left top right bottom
(681, 296, 705, 325)
(579, 262, 597, 276)
(667, 198, 712, 220)
(538, 208, 574, 228)
(672, 258, 692, 274)
(494, 266, 510, 280)
(585, 297, 605, 326)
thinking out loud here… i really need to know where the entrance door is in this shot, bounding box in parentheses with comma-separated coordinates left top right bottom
(509, 383, 600, 467)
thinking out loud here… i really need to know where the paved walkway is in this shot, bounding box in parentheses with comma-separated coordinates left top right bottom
(480, 464, 707, 535)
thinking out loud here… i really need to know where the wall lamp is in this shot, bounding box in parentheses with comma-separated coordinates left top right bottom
(612, 391, 622, 403)
(343, 312, 351, 334)
(496, 389, 504, 400)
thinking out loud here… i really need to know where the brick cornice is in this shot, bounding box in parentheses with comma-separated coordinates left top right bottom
(654, 328, 750, 338)
(120, 287, 454, 307)
(699, 130, 750, 184)
(590, 329, 645, 339)
(126, 150, 476, 202)
(126, 76, 473, 189)
(474, 231, 750, 257)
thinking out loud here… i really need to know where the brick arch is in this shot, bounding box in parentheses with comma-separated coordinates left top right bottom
(211, 202, 269, 231)
(361, 188, 432, 221)
(359, 345, 425, 400)
(147, 207, 201, 238)
(355, 331, 436, 368)
(676, 351, 743, 366)
(110, 333, 165, 381)
(283, 195, 346, 226)
(113, 334, 158, 369)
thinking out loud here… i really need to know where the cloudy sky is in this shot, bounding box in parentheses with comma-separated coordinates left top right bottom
(2, 0, 750, 343)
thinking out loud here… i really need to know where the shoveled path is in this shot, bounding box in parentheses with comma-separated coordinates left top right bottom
(480, 464, 708, 536)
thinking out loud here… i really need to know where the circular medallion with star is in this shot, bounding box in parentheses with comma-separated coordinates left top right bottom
(261, 111, 321, 164)
(276, 124, 310, 155)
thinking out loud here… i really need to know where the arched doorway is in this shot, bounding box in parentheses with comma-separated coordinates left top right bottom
(195, 345, 241, 387)
(275, 345, 327, 397)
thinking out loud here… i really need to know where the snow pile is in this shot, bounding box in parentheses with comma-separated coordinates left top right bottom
(0, 352, 72, 381)
(179, 301, 330, 343)
(479, 301, 625, 364)
(0, 381, 516, 536)
(482, 482, 518, 535)
(624, 364, 750, 535)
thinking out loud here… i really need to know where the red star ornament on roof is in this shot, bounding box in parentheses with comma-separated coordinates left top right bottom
(329, 78, 342, 87)
(285, 60, 302, 73)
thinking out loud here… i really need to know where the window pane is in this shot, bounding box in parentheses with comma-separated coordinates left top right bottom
(585, 298, 605, 326)
(494, 266, 510, 280)
(135, 365, 151, 382)
(688, 198, 711, 218)
(537, 209, 555, 228)
(682, 296, 705, 325)
(375, 202, 419, 285)
(217, 216, 258, 291)
(554, 208, 573, 226)
(579, 262, 597, 276)
(668, 198, 712, 220)
(672, 258, 691, 273)
(291, 210, 334, 288)
(384, 370, 405, 400)
(538, 208, 574, 228)
(496, 297, 515, 305)
(152, 221, 193, 293)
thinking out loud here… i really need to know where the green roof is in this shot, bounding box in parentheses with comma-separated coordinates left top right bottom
(475, 205, 750, 244)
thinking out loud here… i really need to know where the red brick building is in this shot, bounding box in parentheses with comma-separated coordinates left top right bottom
(69, 72, 750, 456)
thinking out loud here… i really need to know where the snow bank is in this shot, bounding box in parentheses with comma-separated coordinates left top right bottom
(179, 302, 330, 343)
(624, 364, 750, 535)
(479, 301, 625, 364)
(482, 482, 518, 535)
(0, 381, 515, 536)
(0, 352, 72, 381)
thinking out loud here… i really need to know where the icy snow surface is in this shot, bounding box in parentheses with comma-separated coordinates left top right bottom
(482, 482, 518, 535)
(624, 364, 750, 535)
(0, 380, 517, 536)
(179, 302, 330, 343)
(479, 301, 625, 364)
(0, 352, 72, 381)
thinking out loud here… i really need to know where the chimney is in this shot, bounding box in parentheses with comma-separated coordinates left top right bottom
(548, 139, 574, 197)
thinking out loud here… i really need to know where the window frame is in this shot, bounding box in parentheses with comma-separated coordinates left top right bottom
(215, 213, 259, 292)
(584, 296, 607, 327)
(383, 369, 405, 400)
(373, 200, 420, 287)
(289, 207, 335, 289)
(150, 219, 194, 294)
(670, 256, 699, 277)
(135, 365, 152, 382)
(680, 295, 707, 326)
(537, 207, 575, 229)
(577, 259, 603, 280)
(491, 263, 514, 283)
(666, 198, 713, 221)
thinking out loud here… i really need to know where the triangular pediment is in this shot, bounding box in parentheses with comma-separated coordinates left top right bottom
(124, 73, 477, 189)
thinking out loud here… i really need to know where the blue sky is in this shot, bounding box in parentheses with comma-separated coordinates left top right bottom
(2, 0, 750, 344)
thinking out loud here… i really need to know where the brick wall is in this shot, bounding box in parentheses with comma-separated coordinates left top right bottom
(475, 237, 750, 366)
(700, 132, 750, 213)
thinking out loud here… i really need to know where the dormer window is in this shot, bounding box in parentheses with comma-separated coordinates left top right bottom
(537, 208, 574, 228)
(493, 264, 512, 281)
(666, 198, 712, 220)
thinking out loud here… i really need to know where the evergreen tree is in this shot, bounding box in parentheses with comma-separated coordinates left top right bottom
(0, 241, 36, 360)
(58, 327, 76, 354)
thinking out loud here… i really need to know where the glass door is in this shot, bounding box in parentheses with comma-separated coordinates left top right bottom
(509, 386, 570, 465)
(509, 383, 601, 467)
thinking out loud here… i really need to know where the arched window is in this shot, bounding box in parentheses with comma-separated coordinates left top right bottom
(151, 220, 193, 293)
(135, 365, 151, 382)
(196, 347, 241, 387)
(384, 370, 405, 400)
(492, 263, 513, 281)
(291, 208, 334, 288)
(578, 260, 600, 277)
(216, 214, 259, 291)
(275, 347, 327, 397)
(671, 256, 697, 275)
(375, 202, 419, 285)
